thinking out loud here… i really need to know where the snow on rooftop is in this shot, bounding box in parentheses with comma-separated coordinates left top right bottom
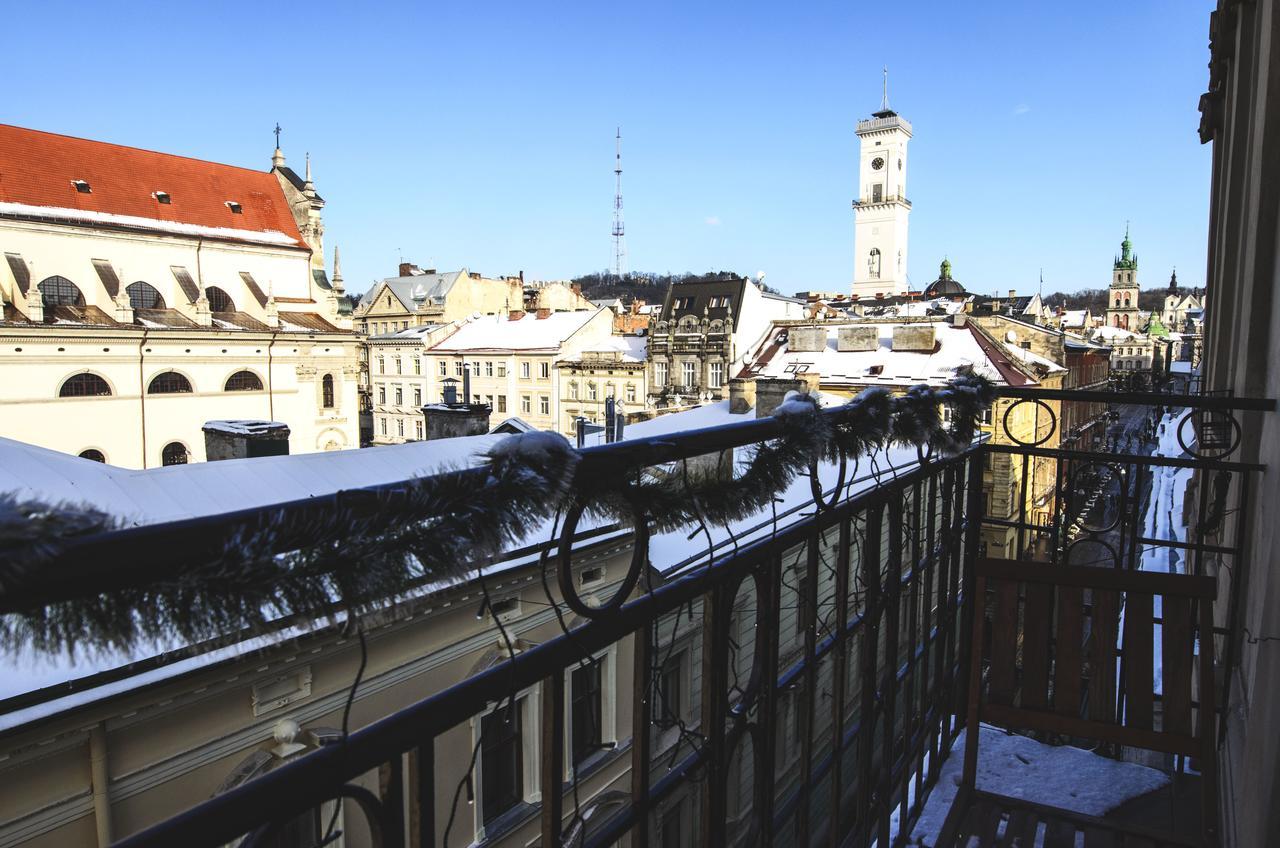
(563, 334, 647, 362)
(0, 200, 299, 246)
(1001, 341, 1067, 374)
(748, 322, 1008, 387)
(430, 308, 606, 352)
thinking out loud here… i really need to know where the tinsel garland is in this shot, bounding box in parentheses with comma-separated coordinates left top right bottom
(0, 373, 993, 656)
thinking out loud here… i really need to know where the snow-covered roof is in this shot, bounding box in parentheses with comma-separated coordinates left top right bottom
(1090, 325, 1145, 344)
(743, 322, 1024, 388)
(1061, 309, 1088, 327)
(1001, 342, 1067, 374)
(561, 334, 647, 363)
(431, 308, 607, 352)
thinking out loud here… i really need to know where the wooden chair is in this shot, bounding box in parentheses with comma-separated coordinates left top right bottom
(935, 558, 1219, 847)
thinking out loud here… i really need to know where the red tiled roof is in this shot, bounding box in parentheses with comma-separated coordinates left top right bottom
(0, 124, 304, 246)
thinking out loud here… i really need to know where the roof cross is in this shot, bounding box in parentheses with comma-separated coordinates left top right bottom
(273, 123, 282, 148)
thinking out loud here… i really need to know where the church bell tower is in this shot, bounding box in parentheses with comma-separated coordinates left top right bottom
(1106, 225, 1141, 330)
(852, 70, 913, 299)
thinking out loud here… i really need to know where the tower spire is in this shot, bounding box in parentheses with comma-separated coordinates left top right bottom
(612, 127, 626, 280)
(881, 66, 889, 112)
(271, 122, 286, 169)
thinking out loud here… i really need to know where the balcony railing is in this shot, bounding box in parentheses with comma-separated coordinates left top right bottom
(0, 386, 1270, 848)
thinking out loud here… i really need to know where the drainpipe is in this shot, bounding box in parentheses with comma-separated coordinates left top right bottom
(89, 722, 112, 847)
(267, 331, 278, 421)
(138, 330, 149, 469)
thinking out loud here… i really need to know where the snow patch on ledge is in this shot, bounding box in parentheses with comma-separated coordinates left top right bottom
(908, 726, 1169, 846)
(0, 201, 300, 246)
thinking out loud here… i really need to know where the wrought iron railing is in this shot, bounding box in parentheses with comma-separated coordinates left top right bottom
(0, 386, 1271, 848)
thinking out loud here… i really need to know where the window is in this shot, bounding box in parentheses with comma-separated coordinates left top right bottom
(472, 361, 481, 376)
(655, 361, 668, 387)
(979, 405, 993, 425)
(571, 662, 604, 768)
(521, 395, 532, 414)
(414, 358, 421, 375)
(625, 383, 636, 403)
(497, 363, 507, 378)
(395, 357, 403, 375)
(224, 370, 263, 391)
(125, 281, 165, 309)
(322, 374, 335, 409)
(206, 286, 234, 312)
(682, 361, 697, 388)
(439, 360, 448, 376)
(569, 381, 579, 400)
(148, 372, 193, 394)
(656, 652, 685, 729)
(397, 419, 404, 437)
(498, 395, 507, 413)
(59, 373, 111, 397)
(415, 420, 424, 440)
(378, 356, 386, 375)
(485, 394, 494, 407)
(539, 396, 549, 416)
(378, 386, 386, 404)
(413, 387, 422, 407)
(485, 361, 494, 377)
(38, 276, 84, 307)
(481, 702, 524, 826)
(394, 387, 403, 406)
(73, 179, 91, 194)
(521, 362, 531, 379)
(588, 382, 598, 401)
(455, 361, 464, 377)
(380, 417, 387, 435)
(868, 247, 882, 279)
(709, 361, 724, 389)
(161, 442, 188, 466)
(154, 191, 171, 204)
(539, 362, 549, 379)
(226, 201, 243, 214)
(872, 183, 883, 202)
(78, 449, 106, 463)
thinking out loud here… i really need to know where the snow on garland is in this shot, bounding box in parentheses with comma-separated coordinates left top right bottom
(0, 372, 993, 656)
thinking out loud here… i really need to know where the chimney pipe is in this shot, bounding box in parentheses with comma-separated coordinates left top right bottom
(536, 308, 551, 320)
(462, 363, 472, 403)
(1008, 289, 1017, 300)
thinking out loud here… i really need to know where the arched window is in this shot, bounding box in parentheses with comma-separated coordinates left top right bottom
(205, 286, 234, 312)
(1123, 296, 1130, 308)
(225, 370, 264, 391)
(148, 372, 193, 394)
(78, 449, 106, 463)
(59, 373, 112, 397)
(161, 442, 189, 466)
(126, 281, 165, 310)
(38, 276, 84, 307)
(321, 373, 335, 408)
(867, 248, 881, 279)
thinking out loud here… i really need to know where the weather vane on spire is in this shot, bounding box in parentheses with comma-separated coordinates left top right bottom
(274, 123, 282, 148)
(882, 66, 890, 112)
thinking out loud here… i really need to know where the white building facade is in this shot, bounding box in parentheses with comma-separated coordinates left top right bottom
(0, 124, 360, 466)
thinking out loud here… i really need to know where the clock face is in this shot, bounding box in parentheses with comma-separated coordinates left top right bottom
(871, 157, 885, 170)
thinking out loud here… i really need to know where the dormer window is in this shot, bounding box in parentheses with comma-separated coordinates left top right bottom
(155, 191, 171, 204)
(226, 201, 243, 214)
(73, 180, 91, 194)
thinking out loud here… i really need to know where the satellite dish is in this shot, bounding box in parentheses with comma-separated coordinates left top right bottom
(1005, 330, 1018, 343)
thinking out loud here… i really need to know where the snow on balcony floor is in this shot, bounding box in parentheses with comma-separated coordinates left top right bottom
(906, 725, 1169, 847)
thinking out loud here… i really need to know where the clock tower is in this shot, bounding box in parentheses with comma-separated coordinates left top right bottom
(852, 78, 912, 299)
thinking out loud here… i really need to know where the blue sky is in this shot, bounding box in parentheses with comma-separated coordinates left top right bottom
(7, 1, 1213, 299)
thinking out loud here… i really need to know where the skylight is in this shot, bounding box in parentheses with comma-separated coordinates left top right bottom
(73, 180, 91, 194)
(226, 201, 243, 214)
(155, 191, 171, 204)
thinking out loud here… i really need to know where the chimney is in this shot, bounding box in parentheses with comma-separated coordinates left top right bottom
(399, 262, 419, 277)
(519, 270, 524, 283)
(728, 377, 757, 414)
(754, 376, 817, 418)
(571, 282, 582, 296)
(788, 325, 827, 352)
(952, 313, 967, 328)
(1008, 289, 1017, 300)
(509, 309, 526, 321)
(203, 420, 291, 460)
(469, 271, 481, 280)
(891, 325, 937, 351)
(536, 308, 551, 320)
(421, 402, 491, 440)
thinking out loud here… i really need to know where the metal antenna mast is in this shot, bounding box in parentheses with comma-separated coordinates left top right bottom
(612, 127, 627, 280)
